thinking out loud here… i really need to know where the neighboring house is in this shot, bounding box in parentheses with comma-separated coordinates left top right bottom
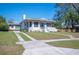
(20, 18, 58, 32)
(61, 22, 79, 32)
(74, 25, 79, 32)
(8, 23, 20, 31)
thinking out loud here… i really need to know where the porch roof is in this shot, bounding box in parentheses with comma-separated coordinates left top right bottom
(20, 18, 54, 24)
(74, 25, 79, 27)
(8, 23, 20, 26)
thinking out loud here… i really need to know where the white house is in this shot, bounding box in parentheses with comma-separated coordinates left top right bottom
(20, 18, 58, 32)
(8, 23, 20, 31)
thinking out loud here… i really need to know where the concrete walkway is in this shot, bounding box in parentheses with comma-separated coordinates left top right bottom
(14, 31, 79, 55)
(14, 31, 25, 42)
(20, 32, 36, 41)
(41, 39, 79, 42)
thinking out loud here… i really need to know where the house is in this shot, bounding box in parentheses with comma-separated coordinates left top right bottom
(74, 25, 79, 32)
(60, 22, 79, 32)
(8, 23, 20, 31)
(20, 18, 58, 32)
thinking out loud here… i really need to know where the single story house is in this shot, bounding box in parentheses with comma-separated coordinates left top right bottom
(8, 23, 20, 31)
(74, 25, 79, 32)
(20, 18, 58, 32)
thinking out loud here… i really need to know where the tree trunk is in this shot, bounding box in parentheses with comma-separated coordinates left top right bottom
(71, 19, 74, 32)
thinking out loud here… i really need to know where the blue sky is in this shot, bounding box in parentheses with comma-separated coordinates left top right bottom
(0, 3, 56, 23)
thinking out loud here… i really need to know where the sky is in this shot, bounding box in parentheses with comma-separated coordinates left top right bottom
(0, 3, 56, 23)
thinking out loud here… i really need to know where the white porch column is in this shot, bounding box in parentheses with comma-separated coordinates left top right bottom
(22, 23, 25, 30)
(14, 26, 16, 30)
(44, 23, 48, 32)
(38, 22, 40, 28)
(38, 22, 41, 32)
(28, 22, 30, 32)
(28, 21, 34, 32)
(32, 21, 34, 28)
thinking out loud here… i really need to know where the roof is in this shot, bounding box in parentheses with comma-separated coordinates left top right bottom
(74, 25, 79, 27)
(8, 23, 20, 26)
(20, 18, 54, 24)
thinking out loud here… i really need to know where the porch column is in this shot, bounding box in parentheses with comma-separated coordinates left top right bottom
(44, 23, 48, 32)
(22, 22, 25, 30)
(32, 21, 34, 28)
(14, 26, 16, 30)
(28, 22, 30, 32)
(38, 22, 40, 28)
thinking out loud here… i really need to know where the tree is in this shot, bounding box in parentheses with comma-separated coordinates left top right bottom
(71, 4, 79, 14)
(53, 10, 64, 28)
(0, 16, 9, 31)
(53, 3, 79, 32)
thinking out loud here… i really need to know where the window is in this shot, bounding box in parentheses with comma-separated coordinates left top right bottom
(47, 23, 51, 27)
(27, 22, 28, 27)
(24, 23, 27, 26)
(30, 22, 32, 27)
(40, 23, 44, 27)
(26, 22, 32, 27)
(11, 25, 14, 28)
(34, 22, 38, 27)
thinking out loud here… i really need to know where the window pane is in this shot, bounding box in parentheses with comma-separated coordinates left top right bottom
(11, 25, 14, 28)
(30, 22, 32, 27)
(40, 23, 44, 27)
(34, 22, 38, 27)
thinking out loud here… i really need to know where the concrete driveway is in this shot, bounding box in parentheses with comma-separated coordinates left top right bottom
(22, 41, 79, 55)
(14, 31, 79, 55)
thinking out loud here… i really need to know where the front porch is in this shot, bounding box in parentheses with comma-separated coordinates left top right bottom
(21, 21, 52, 32)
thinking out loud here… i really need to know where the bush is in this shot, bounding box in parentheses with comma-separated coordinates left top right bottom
(20, 30, 28, 32)
(0, 23, 9, 31)
(0, 16, 9, 31)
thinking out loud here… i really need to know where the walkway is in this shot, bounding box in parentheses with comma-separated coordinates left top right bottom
(14, 31, 25, 42)
(14, 31, 79, 55)
(41, 38, 79, 42)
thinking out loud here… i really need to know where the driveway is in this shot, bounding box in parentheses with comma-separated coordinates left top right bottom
(14, 31, 79, 55)
(22, 40, 79, 55)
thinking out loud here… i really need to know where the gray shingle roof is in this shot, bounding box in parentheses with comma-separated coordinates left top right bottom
(20, 18, 54, 24)
(8, 23, 20, 26)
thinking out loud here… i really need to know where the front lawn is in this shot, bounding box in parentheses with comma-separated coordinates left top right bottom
(0, 31, 24, 55)
(62, 32, 79, 38)
(26, 32, 69, 40)
(47, 40, 79, 49)
(54, 32, 79, 38)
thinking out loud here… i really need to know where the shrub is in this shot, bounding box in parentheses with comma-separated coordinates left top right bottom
(0, 16, 9, 31)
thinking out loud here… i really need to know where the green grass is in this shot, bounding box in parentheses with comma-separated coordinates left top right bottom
(47, 40, 79, 49)
(0, 31, 24, 55)
(53, 32, 79, 38)
(61, 32, 79, 38)
(49, 32, 79, 36)
(57, 32, 78, 34)
(26, 32, 69, 40)
(19, 33, 30, 41)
